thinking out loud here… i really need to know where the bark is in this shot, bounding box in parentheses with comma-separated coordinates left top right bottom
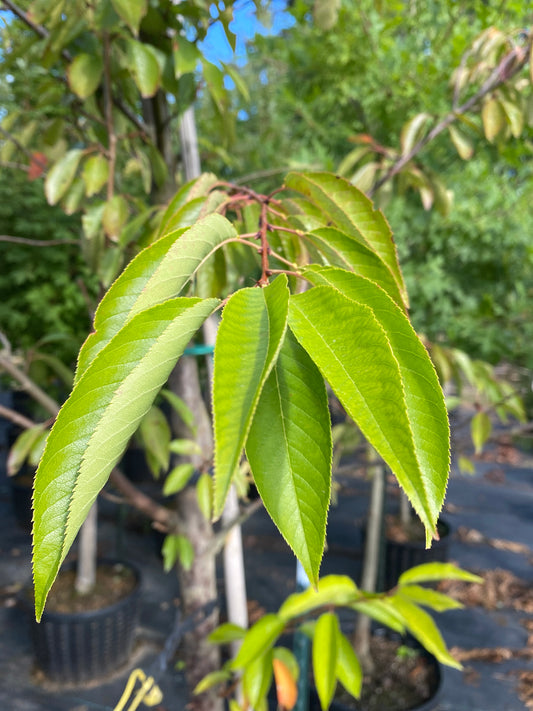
(175, 486, 222, 711)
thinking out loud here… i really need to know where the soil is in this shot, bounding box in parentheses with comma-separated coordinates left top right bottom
(386, 515, 448, 544)
(28, 562, 138, 614)
(329, 634, 438, 711)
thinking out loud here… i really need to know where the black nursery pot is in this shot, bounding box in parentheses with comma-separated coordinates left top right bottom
(384, 518, 450, 591)
(27, 560, 141, 684)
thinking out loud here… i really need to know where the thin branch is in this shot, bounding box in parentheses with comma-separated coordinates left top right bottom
(369, 39, 531, 196)
(0, 235, 79, 247)
(0, 124, 45, 167)
(0, 354, 60, 416)
(0, 403, 35, 430)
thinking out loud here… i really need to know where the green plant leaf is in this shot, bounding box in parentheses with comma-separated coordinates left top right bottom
(389, 594, 461, 669)
(448, 125, 474, 160)
(482, 98, 506, 142)
(168, 438, 202, 456)
(471, 411, 492, 454)
(102, 195, 129, 240)
(273, 647, 300, 682)
(243, 649, 273, 710)
(285, 172, 407, 303)
(45, 149, 84, 205)
(231, 614, 285, 670)
(32, 296, 218, 620)
(208, 623, 246, 644)
(278, 575, 359, 622)
(313, 612, 338, 710)
(303, 268, 450, 542)
(82, 154, 109, 197)
(138, 405, 170, 477)
(213, 275, 290, 516)
(172, 37, 201, 77)
(196, 472, 213, 520)
(246, 329, 331, 587)
(67, 53, 103, 99)
(398, 584, 463, 612)
(289, 283, 447, 542)
(111, 0, 147, 35)
(163, 463, 195, 495)
(7, 425, 46, 476)
(400, 113, 432, 155)
(335, 628, 362, 700)
(76, 214, 236, 380)
(193, 669, 231, 695)
(302, 227, 405, 308)
(350, 598, 406, 634)
(125, 38, 161, 97)
(398, 562, 483, 586)
(162, 534, 194, 572)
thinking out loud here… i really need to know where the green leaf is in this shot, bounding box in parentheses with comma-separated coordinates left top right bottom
(67, 53, 103, 99)
(246, 330, 331, 587)
(125, 39, 161, 97)
(231, 614, 285, 670)
(157, 174, 218, 237)
(45, 149, 84, 205)
(351, 598, 406, 634)
(313, 0, 341, 30)
(335, 629, 362, 700)
(32, 296, 218, 620)
(208, 623, 246, 644)
(448, 125, 474, 160)
(243, 649, 273, 710)
(302, 227, 405, 308)
(82, 155, 109, 197)
(111, 0, 147, 35)
(196, 472, 213, 520)
(400, 113, 432, 155)
(162, 534, 194, 572)
(76, 214, 236, 381)
(7, 425, 46, 476)
(278, 575, 359, 622)
(138, 405, 170, 477)
(193, 669, 231, 695)
(103, 195, 129, 240)
(290, 281, 449, 543)
(398, 562, 483, 586)
(313, 612, 338, 710)
(471, 411, 492, 454)
(168, 439, 202, 456)
(172, 37, 201, 77)
(398, 584, 463, 612)
(482, 98, 506, 142)
(163, 463, 195, 495)
(273, 647, 300, 683)
(285, 172, 407, 305)
(389, 594, 461, 669)
(213, 275, 290, 516)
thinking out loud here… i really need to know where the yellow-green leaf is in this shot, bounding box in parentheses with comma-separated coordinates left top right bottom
(67, 53, 103, 99)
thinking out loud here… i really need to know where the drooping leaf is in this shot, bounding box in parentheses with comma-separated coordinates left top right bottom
(278, 575, 359, 622)
(285, 172, 407, 305)
(125, 38, 161, 97)
(398, 584, 463, 612)
(303, 268, 450, 541)
(246, 330, 331, 586)
(208, 623, 246, 644)
(111, 0, 147, 35)
(389, 594, 461, 669)
(67, 53, 103, 99)
(32, 297, 218, 619)
(76, 214, 236, 380)
(196, 472, 213, 520)
(471, 411, 492, 454)
(162, 533, 194, 572)
(312, 612, 338, 710)
(231, 614, 285, 670)
(213, 275, 290, 516)
(448, 125, 474, 160)
(102, 195, 129, 240)
(193, 669, 232, 695)
(82, 154, 109, 197)
(400, 113, 432, 155)
(243, 649, 274, 710)
(350, 598, 406, 633)
(398, 562, 483, 586)
(45, 149, 84, 205)
(481, 98, 506, 142)
(302, 227, 405, 309)
(289, 285, 447, 542)
(335, 628, 362, 700)
(163, 463, 195, 495)
(7, 425, 46, 476)
(138, 405, 171, 477)
(272, 655, 298, 711)
(172, 37, 201, 77)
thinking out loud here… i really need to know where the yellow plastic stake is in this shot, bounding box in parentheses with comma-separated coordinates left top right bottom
(113, 668, 163, 711)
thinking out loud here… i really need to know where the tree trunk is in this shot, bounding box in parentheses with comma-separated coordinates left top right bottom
(175, 486, 222, 711)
